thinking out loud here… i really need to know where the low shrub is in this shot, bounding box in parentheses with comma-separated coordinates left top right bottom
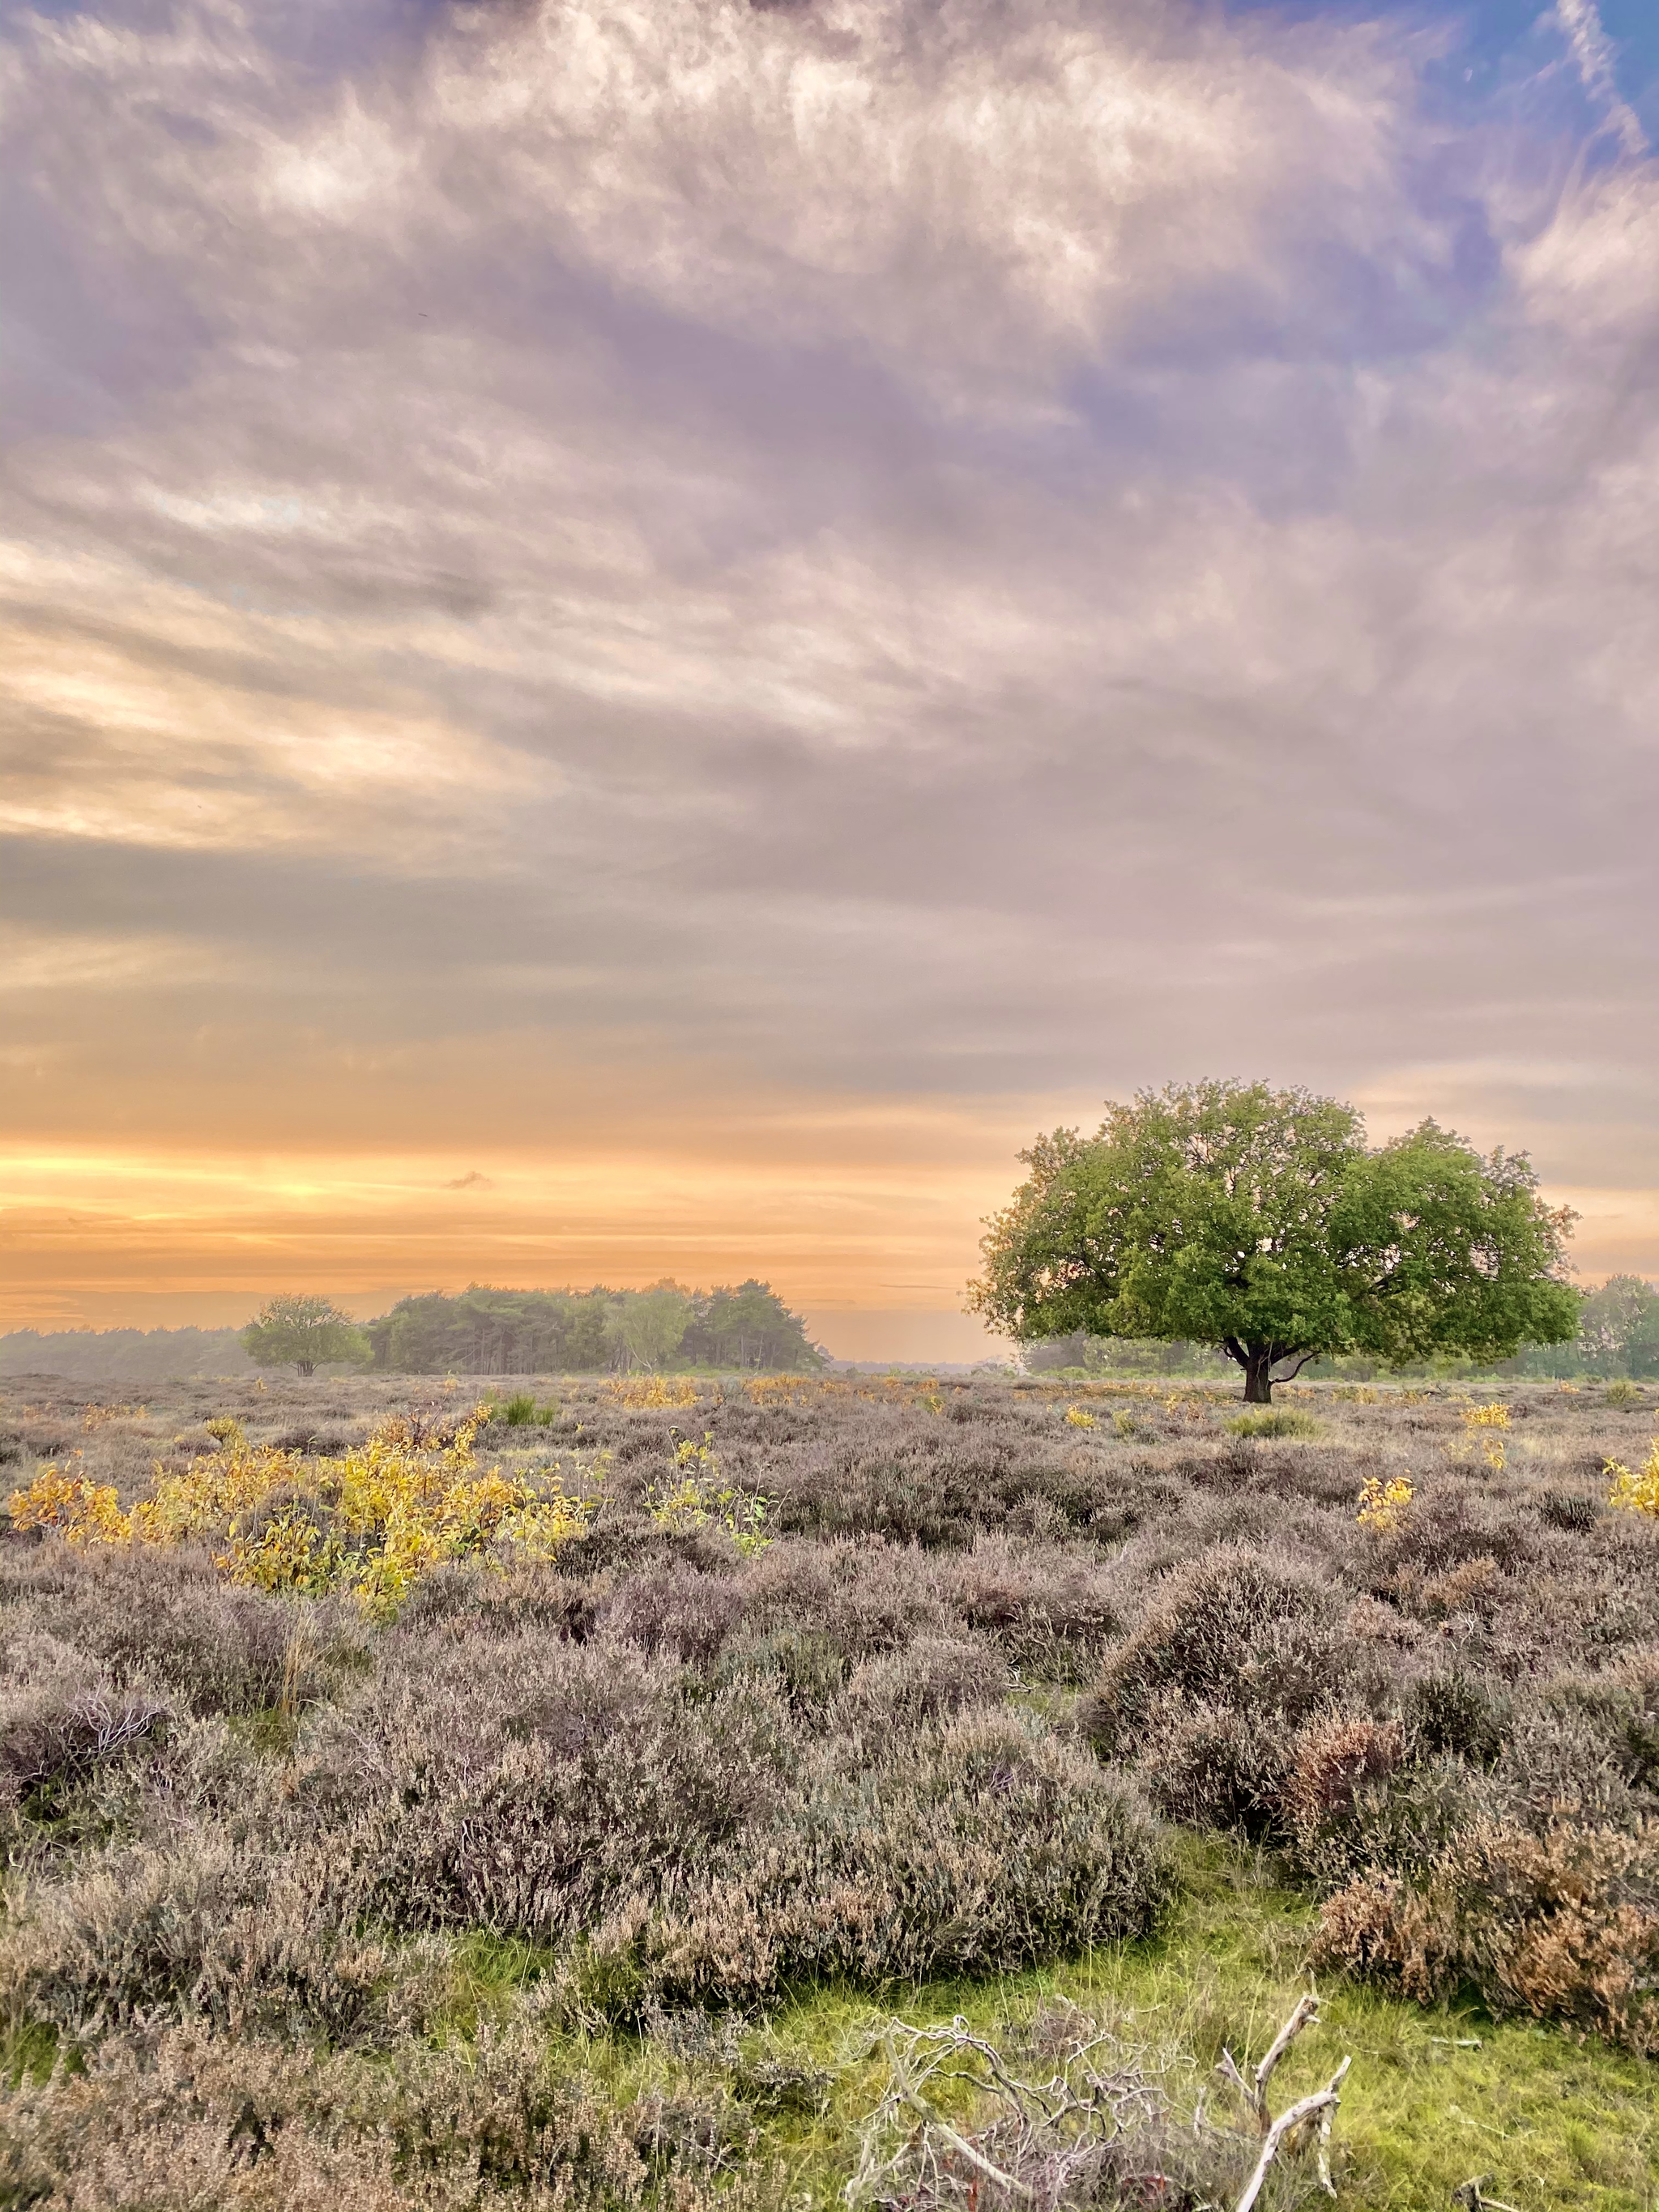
(1139, 1702, 1289, 1838)
(575, 1711, 1174, 2017)
(0, 2016, 757, 2211)
(1081, 1547, 1333, 1752)
(1224, 1409, 1320, 1440)
(1315, 1817, 1659, 2056)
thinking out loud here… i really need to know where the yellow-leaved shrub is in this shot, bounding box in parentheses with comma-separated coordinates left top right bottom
(1608, 1436, 1659, 1519)
(6, 1413, 597, 1617)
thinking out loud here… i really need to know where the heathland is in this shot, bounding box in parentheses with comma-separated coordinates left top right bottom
(1, 1368, 1657, 2209)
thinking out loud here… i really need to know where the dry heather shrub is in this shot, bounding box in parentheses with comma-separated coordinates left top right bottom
(0, 1835, 434, 2044)
(1538, 1489, 1601, 1532)
(0, 1618, 1170, 2034)
(312, 1634, 791, 1941)
(766, 1402, 1100, 1547)
(1316, 1818, 1659, 2054)
(739, 1537, 948, 1656)
(604, 1562, 749, 1664)
(1309, 1870, 1452, 2004)
(933, 1539, 1120, 1680)
(1081, 1548, 1333, 1754)
(1139, 1703, 1290, 1838)
(1285, 1715, 1407, 1833)
(0, 1540, 348, 1716)
(1365, 1478, 1538, 1576)
(0, 1680, 168, 1815)
(842, 1635, 1012, 1727)
(1405, 1670, 1508, 1765)
(0, 2018, 757, 2212)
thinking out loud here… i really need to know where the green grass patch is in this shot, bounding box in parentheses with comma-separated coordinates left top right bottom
(1226, 1408, 1322, 1439)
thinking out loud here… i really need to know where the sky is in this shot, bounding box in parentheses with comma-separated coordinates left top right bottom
(2, 0, 1657, 1362)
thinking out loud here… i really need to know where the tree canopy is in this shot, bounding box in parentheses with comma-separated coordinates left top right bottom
(968, 1080, 1580, 1400)
(604, 1281, 694, 1372)
(240, 1294, 371, 1378)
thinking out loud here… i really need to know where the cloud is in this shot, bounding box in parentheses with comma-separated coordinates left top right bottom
(1555, 0, 1647, 157)
(2, 0, 1658, 1321)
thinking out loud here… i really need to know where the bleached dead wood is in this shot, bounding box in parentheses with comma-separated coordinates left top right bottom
(1233, 2056, 1351, 2212)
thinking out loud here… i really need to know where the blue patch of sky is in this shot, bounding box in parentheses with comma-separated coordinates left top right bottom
(1225, 0, 1656, 135)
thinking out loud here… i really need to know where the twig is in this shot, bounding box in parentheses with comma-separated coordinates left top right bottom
(1235, 2059, 1350, 2212)
(928, 2119, 1034, 2200)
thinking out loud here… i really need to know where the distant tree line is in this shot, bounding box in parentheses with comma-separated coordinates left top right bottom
(360, 1280, 823, 1375)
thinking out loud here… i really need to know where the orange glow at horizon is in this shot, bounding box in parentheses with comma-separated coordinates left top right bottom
(0, 1129, 1023, 1345)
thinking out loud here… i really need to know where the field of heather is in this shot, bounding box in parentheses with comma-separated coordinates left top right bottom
(1, 1369, 1656, 2211)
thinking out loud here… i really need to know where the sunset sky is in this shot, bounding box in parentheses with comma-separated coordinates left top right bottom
(4, 0, 1657, 1361)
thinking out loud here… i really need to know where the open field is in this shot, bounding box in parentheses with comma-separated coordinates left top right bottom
(1, 1369, 1656, 2209)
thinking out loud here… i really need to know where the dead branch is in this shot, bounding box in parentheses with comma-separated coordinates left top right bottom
(847, 1995, 1356, 2212)
(1218, 1993, 1323, 2133)
(1234, 2058, 1351, 2212)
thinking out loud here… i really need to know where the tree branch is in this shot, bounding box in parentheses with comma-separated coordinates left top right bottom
(1218, 1993, 1321, 2133)
(1270, 1350, 1317, 1383)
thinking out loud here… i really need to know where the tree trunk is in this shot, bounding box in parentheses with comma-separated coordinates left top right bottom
(296, 1359, 316, 1377)
(1243, 1348, 1274, 1403)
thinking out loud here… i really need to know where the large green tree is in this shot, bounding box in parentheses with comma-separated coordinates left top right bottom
(240, 1294, 371, 1379)
(968, 1080, 1579, 1400)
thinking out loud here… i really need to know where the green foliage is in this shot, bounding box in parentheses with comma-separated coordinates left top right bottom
(365, 1281, 823, 1375)
(646, 1434, 773, 1556)
(970, 1080, 1579, 1400)
(694, 1280, 822, 1371)
(238, 1294, 370, 1378)
(1579, 1276, 1659, 1379)
(496, 1392, 544, 1426)
(606, 1282, 695, 1373)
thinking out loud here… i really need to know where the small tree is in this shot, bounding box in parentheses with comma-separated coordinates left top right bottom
(240, 1294, 370, 1379)
(605, 1282, 694, 1372)
(968, 1080, 1579, 1401)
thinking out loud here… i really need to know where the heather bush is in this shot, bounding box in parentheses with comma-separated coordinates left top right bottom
(933, 1537, 1120, 1679)
(573, 1709, 1172, 2017)
(1314, 1818, 1659, 2055)
(0, 2015, 757, 2211)
(1139, 1702, 1290, 1837)
(841, 1634, 1011, 1726)
(1080, 1547, 1335, 1752)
